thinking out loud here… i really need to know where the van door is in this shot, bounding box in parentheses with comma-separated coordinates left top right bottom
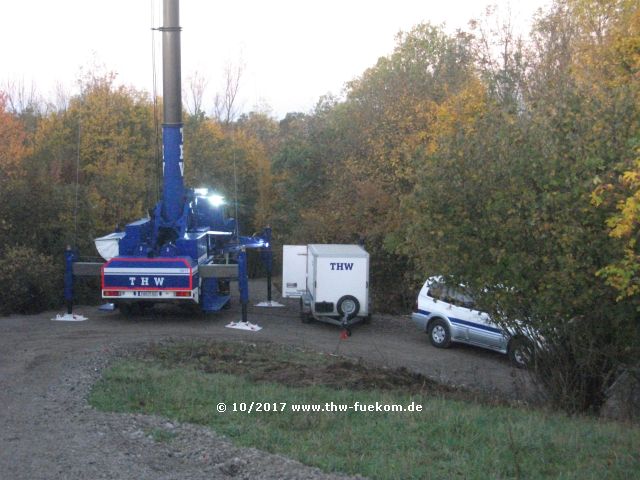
(438, 285, 475, 342)
(467, 310, 505, 349)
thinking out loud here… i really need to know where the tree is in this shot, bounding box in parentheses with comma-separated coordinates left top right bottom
(184, 111, 276, 236)
(0, 92, 30, 182)
(394, 0, 639, 412)
(185, 71, 208, 118)
(587, 1, 640, 301)
(28, 72, 157, 239)
(213, 61, 244, 125)
(0, 92, 31, 250)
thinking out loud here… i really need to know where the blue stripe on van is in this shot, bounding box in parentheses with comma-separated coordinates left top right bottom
(450, 317, 503, 334)
(417, 309, 503, 334)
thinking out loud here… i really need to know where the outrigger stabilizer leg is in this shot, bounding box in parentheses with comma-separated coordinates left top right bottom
(226, 247, 262, 331)
(255, 227, 284, 308)
(53, 246, 87, 322)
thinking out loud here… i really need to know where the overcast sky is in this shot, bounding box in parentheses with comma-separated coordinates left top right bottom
(1, 0, 549, 119)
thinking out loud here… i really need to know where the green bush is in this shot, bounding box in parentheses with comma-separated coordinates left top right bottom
(0, 245, 62, 315)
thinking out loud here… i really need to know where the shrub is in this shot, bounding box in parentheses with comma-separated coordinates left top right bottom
(529, 313, 639, 415)
(0, 245, 62, 315)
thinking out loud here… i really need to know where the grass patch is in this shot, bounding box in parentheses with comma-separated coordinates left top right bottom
(90, 341, 640, 479)
(143, 341, 456, 395)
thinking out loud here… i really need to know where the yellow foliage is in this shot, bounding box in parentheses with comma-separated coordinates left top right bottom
(428, 80, 487, 155)
(0, 93, 31, 180)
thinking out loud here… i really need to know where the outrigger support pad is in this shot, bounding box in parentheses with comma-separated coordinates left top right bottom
(53, 313, 88, 322)
(255, 301, 284, 307)
(225, 320, 262, 331)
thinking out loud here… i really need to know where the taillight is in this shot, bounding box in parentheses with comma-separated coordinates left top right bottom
(175, 291, 191, 297)
(104, 291, 120, 297)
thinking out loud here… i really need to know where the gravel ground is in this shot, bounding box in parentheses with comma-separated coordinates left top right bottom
(0, 279, 535, 479)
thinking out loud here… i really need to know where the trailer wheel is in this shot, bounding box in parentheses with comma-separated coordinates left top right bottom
(337, 295, 360, 320)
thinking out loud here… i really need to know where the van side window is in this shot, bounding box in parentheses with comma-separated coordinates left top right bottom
(455, 290, 475, 309)
(448, 287, 474, 308)
(427, 283, 445, 300)
(429, 282, 475, 309)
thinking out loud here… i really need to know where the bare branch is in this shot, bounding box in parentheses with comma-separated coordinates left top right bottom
(213, 60, 244, 125)
(51, 81, 71, 113)
(184, 71, 208, 116)
(1, 78, 42, 114)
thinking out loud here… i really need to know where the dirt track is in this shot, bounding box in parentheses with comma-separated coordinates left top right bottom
(0, 280, 534, 479)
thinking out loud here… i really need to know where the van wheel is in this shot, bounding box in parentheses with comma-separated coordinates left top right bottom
(508, 337, 533, 368)
(428, 319, 451, 348)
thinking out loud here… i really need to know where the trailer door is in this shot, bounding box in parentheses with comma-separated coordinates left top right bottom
(282, 245, 308, 298)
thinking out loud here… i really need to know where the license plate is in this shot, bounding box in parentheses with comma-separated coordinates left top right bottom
(138, 291, 160, 297)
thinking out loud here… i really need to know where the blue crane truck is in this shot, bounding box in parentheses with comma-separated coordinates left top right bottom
(63, 0, 273, 320)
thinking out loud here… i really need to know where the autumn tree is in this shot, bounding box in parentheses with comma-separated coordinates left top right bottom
(280, 24, 478, 307)
(183, 111, 277, 236)
(0, 91, 32, 250)
(0, 91, 64, 313)
(23, 72, 157, 253)
(586, 1, 640, 302)
(393, 0, 639, 412)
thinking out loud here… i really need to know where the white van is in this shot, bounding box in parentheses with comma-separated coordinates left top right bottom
(411, 277, 532, 367)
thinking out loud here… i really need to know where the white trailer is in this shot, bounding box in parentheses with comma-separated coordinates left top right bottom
(289, 244, 370, 333)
